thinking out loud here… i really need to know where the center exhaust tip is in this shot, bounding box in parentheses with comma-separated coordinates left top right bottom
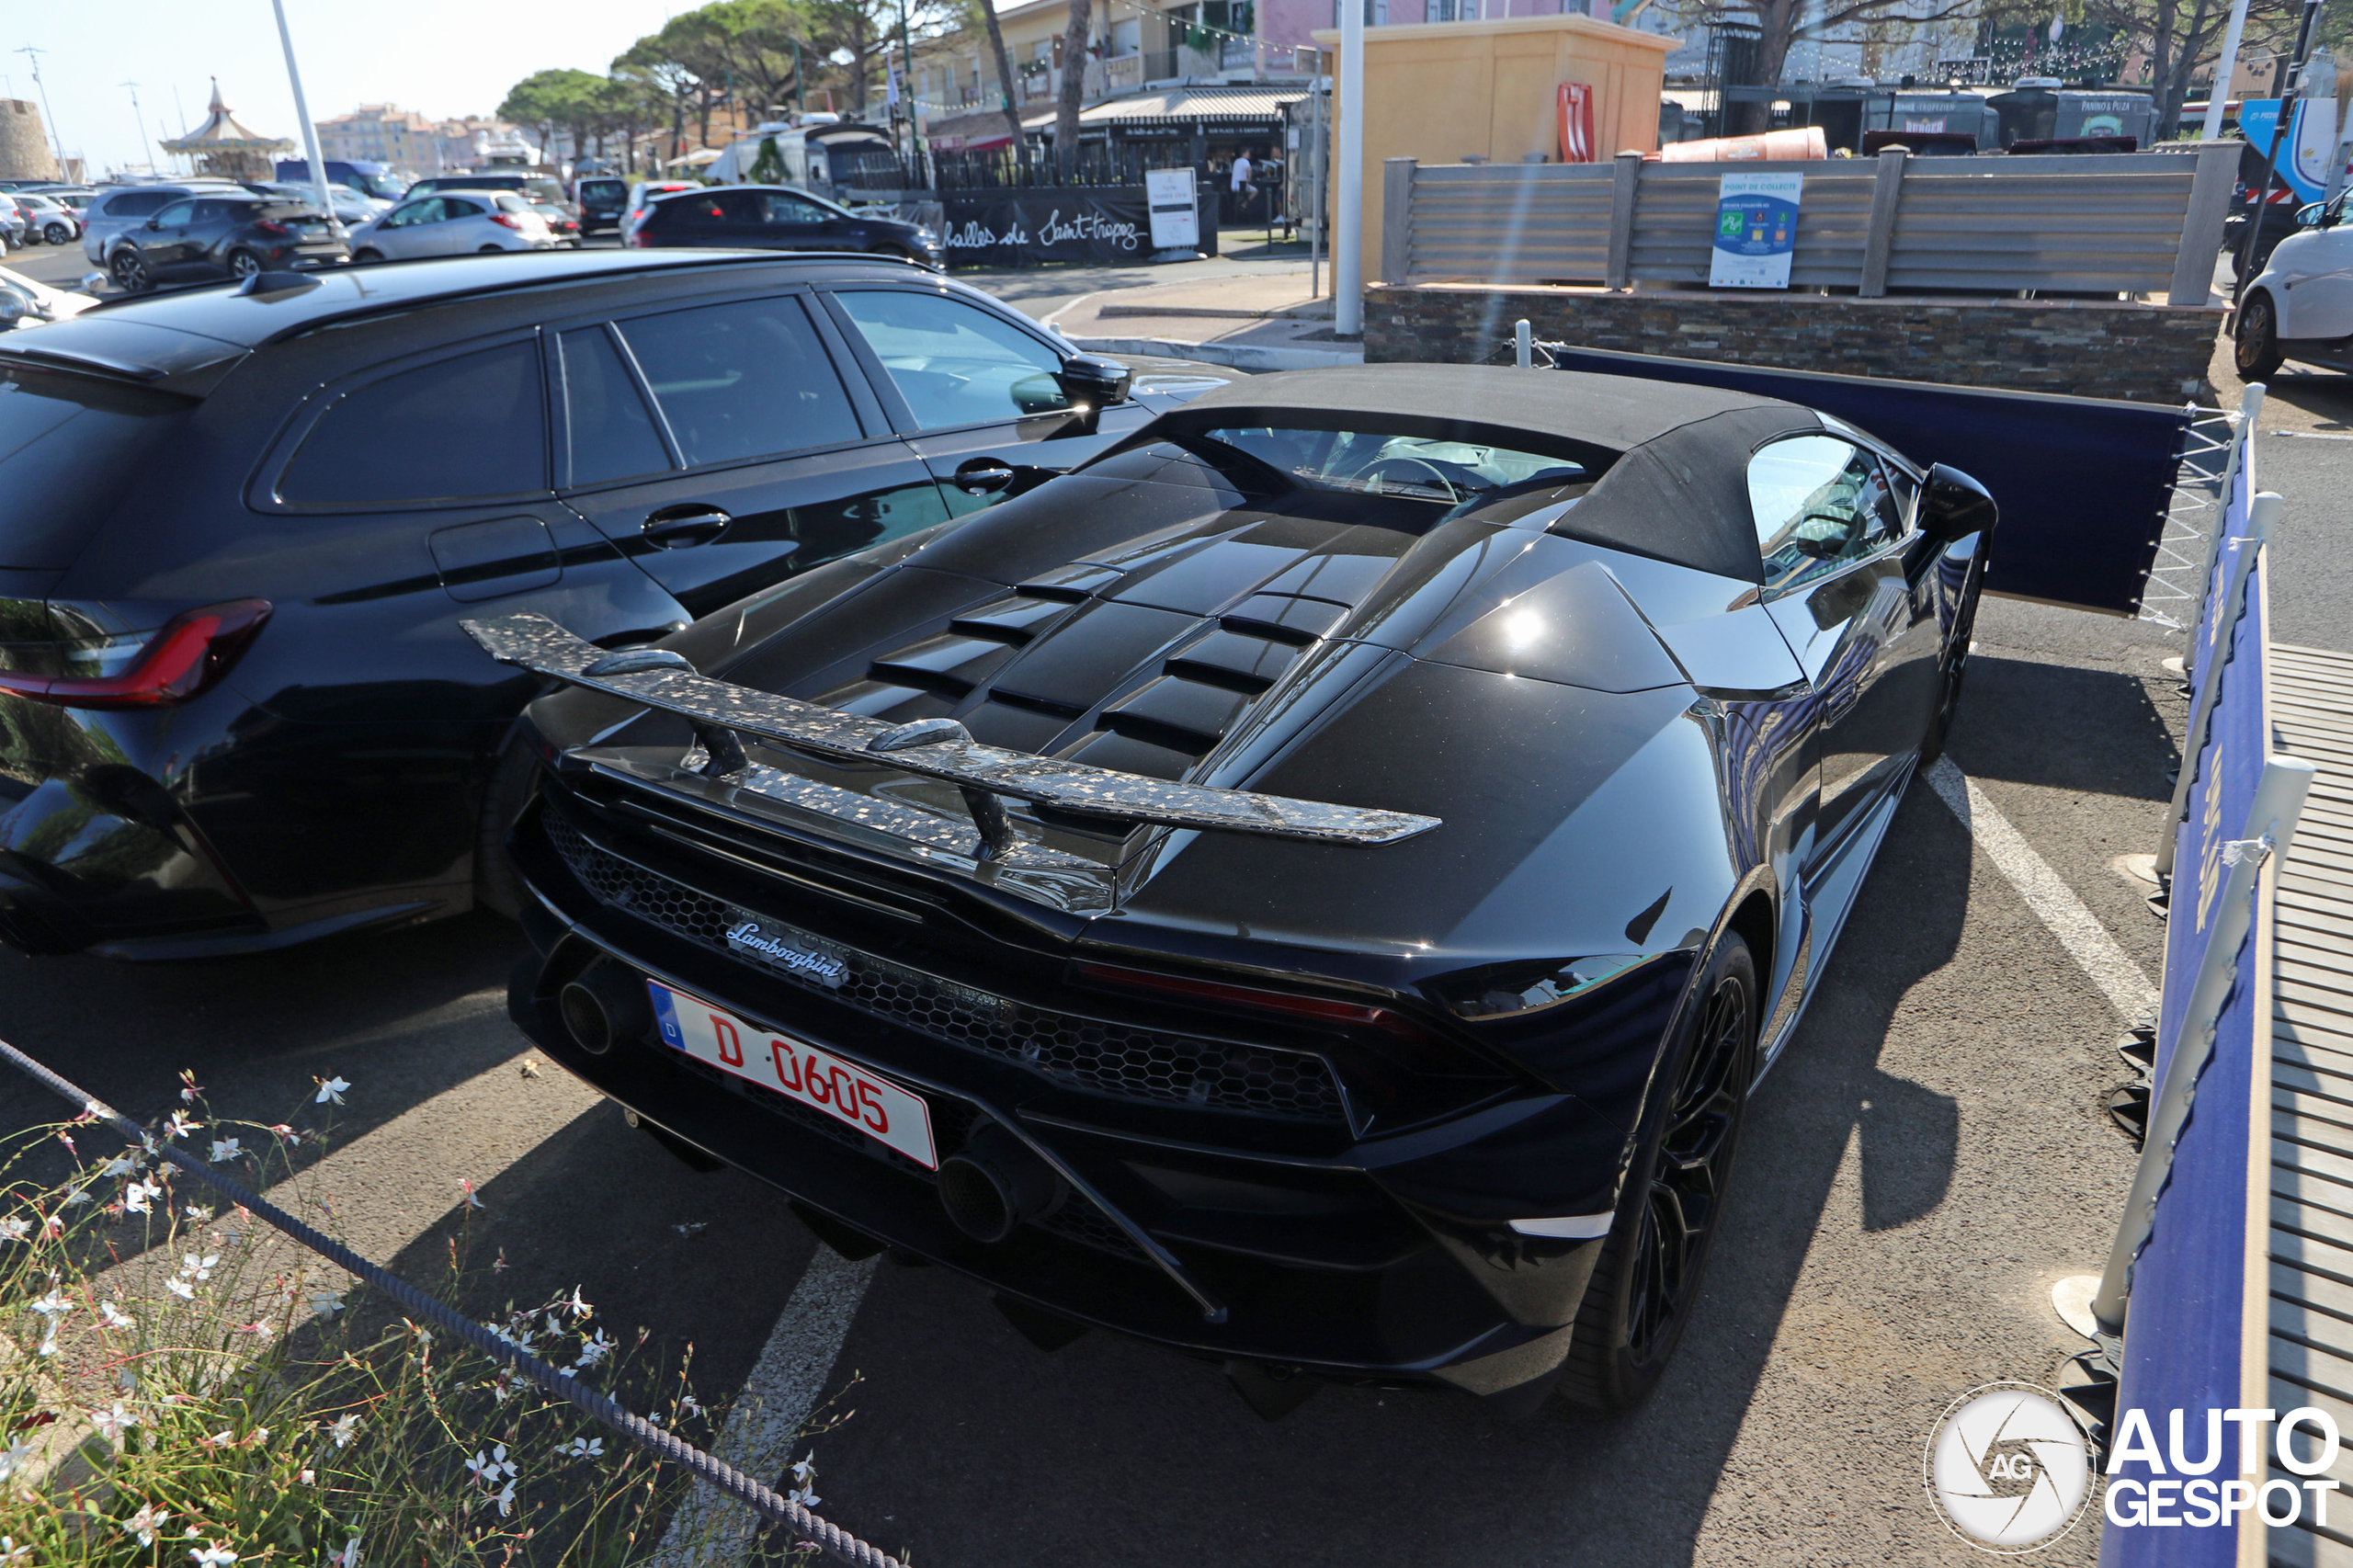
(938, 1123, 1065, 1244)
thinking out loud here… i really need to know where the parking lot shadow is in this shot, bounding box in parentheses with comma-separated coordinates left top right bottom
(1951, 653, 2175, 802)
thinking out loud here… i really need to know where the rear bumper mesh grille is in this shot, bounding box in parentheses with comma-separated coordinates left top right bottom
(540, 806, 1347, 1125)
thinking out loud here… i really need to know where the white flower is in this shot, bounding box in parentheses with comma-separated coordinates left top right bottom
(561, 1436, 604, 1460)
(0, 1440, 28, 1482)
(123, 1178, 163, 1215)
(573, 1328, 615, 1369)
(165, 1278, 195, 1301)
(181, 1253, 219, 1281)
(235, 1321, 273, 1341)
(562, 1286, 592, 1320)
(62, 1185, 92, 1207)
(35, 1335, 57, 1359)
(165, 1110, 198, 1140)
(28, 1281, 72, 1317)
(790, 1454, 817, 1487)
(329, 1537, 360, 1568)
(314, 1076, 349, 1106)
(101, 1153, 141, 1177)
(202, 1429, 235, 1449)
(465, 1444, 517, 1484)
(208, 1139, 242, 1165)
(310, 1288, 346, 1318)
(788, 1484, 821, 1507)
(190, 1545, 239, 1567)
(122, 1503, 171, 1545)
(90, 1403, 138, 1440)
(326, 1414, 360, 1449)
(0, 1537, 28, 1563)
(679, 1392, 704, 1418)
(184, 1204, 214, 1223)
(0, 1217, 28, 1243)
(492, 1479, 517, 1517)
(458, 1178, 482, 1210)
(99, 1301, 134, 1329)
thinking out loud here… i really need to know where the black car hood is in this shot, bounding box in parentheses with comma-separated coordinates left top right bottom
(538, 448, 1792, 979)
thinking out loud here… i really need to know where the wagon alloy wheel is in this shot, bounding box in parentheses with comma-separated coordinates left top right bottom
(1626, 973, 1750, 1359)
(1560, 934, 1757, 1411)
(2235, 291, 2285, 381)
(108, 250, 150, 293)
(228, 249, 264, 280)
(42, 222, 68, 245)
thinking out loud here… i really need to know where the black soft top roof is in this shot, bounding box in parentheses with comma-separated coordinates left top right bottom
(1175, 363, 1823, 583)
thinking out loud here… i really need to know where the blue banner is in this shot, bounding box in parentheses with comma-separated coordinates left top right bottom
(2102, 451, 2266, 1568)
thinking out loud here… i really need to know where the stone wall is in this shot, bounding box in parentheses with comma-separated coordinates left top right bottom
(0, 100, 60, 184)
(1363, 283, 2226, 403)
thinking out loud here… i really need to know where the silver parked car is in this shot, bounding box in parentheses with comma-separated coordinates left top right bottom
(14, 192, 81, 246)
(347, 190, 555, 262)
(0, 194, 25, 249)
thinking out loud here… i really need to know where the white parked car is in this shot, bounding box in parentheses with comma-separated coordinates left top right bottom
(2235, 192, 2353, 378)
(0, 266, 98, 329)
(347, 190, 555, 263)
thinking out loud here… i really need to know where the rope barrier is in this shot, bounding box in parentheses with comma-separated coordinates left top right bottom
(0, 1038, 908, 1568)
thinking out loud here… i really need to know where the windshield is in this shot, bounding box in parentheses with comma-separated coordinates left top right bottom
(347, 171, 404, 201)
(1181, 422, 1603, 506)
(580, 179, 627, 203)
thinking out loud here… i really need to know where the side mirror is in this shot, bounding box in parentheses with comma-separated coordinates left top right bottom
(2298, 201, 2329, 230)
(79, 272, 107, 295)
(145, 218, 161, 230)
(1920, 462, 1997, 545)
(1054, 354, 1132, 411)
(0, 296, 26, 327)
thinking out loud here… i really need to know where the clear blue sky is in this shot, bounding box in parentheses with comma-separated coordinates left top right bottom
(6, 1, 696, 177)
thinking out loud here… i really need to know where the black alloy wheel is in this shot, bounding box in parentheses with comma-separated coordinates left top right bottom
(42, 222, 69, 245)
(1560, 933, 1757, 1411)
(227, 248, 264, 281)
(2235, 291, 2285, 381)
(108, 249, 152, 293)
(351, 247, 383, 265)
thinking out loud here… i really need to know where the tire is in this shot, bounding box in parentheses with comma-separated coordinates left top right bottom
(227, 248, 264, 281)
(1558, 932, 1758, 1411)
(472, 740, 543, 921)
(42, 222, 68, 246)
(351, 247, 383, 265)
(108, 249, 152, 293)
(478, 244, 505, 254)
(2236, 290, 2286, 381)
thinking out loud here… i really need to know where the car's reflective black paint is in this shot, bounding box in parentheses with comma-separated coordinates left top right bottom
(497, 367, 1994, 1409)
(0, 251, 1235, 960)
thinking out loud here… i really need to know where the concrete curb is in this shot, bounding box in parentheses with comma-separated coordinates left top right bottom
(1065, 335, 1364, 371)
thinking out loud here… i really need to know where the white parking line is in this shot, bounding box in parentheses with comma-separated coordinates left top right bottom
(650, 1247, 879, 1567)
(1925, 756, 2159, 1019)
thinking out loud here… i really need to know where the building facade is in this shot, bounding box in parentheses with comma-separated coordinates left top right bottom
(314, 104, 528, 176)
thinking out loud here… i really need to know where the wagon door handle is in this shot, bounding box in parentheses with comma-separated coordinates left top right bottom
(953, 457, 1017, 496)
(641, 506, 732, 549)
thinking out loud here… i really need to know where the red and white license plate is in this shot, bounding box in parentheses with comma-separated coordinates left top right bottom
(647, 980, 938, 1168)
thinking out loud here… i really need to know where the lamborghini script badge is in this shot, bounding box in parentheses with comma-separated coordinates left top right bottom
(724, 921, 848, 988)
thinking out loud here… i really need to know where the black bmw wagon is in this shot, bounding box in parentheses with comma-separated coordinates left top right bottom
(0, 250, 1231, 959)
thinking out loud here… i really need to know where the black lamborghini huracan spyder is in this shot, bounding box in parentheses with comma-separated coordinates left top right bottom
(482, 363, 1995, 1416)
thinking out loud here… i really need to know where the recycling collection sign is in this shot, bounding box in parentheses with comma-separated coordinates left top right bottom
(1710, 171, 1803, 289)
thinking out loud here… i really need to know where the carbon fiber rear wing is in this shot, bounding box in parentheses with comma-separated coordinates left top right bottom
(462, 613, 1439, 860)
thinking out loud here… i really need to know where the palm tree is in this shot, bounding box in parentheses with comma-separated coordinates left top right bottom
(1053, 0, 1092, 178)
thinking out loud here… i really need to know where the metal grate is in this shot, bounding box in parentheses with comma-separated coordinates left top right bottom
(541, 808, 1348, 1125)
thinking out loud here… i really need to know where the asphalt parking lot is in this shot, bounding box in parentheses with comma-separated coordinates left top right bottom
(2, 252, 2341, 1564)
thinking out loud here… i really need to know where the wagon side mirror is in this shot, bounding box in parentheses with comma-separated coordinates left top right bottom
(1920, 463, 1997, 545)
(1054, 354, 1132, 411)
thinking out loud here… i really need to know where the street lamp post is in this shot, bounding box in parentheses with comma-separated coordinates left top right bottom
(1333, 0, 1366, 335)
(268, 0, 340, 236)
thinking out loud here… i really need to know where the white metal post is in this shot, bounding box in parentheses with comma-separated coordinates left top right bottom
(270, 0, 340, 239)
(2202, 0, 2256, 142)
(1334, 0, 1366, 337)
(1311, 80, 1325, 300)
(2092, 754, 2318, 1342)
(1515, 318, 1532, 367)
